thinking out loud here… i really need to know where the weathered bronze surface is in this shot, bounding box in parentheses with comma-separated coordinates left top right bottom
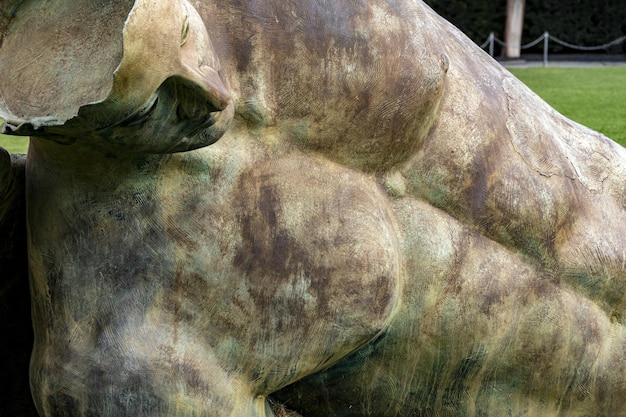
(2, 0, 626, 416)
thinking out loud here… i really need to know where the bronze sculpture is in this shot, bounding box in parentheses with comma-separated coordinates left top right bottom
(2, 0, 626, 415)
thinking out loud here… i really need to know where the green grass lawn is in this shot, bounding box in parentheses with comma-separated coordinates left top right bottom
(0, 134, 29, 154)
(1, 67, 625, 153)
(508, 66, 626, 147)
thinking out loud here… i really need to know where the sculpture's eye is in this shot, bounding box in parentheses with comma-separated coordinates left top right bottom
(181, 16, 190, 46)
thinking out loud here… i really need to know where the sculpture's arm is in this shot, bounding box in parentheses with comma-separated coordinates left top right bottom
(275, 197, 626, 416)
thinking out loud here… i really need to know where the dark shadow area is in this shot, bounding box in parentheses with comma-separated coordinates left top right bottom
(0, 154, 38, 417)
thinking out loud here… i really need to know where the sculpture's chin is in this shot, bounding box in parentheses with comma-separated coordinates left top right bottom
(163, 100, 235, 153)
(9, 75, 236, 154)
(89, 74, 236, 154)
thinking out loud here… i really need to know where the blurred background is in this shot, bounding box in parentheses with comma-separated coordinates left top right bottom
(425, 0, 626, 57)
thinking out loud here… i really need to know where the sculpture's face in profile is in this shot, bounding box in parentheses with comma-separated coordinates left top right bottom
(10, 0, 234, 153)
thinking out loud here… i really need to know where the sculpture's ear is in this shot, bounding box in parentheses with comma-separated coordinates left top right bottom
(0, 0, 136, 133)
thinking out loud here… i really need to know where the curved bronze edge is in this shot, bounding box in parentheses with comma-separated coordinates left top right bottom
(0, 116, 65, 136)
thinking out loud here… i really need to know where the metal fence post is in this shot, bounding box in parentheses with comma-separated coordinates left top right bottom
(543, 30, 550, 67)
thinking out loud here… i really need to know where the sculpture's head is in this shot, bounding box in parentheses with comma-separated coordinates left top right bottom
(0, 0, 234, 153)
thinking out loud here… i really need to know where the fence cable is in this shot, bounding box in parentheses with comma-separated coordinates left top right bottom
(550, 35, 626, 51)
(521, 33, 547, 49)
(480, 31, 626, 65)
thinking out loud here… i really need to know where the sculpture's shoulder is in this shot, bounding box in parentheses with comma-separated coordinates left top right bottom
(202, 0, 450, 174)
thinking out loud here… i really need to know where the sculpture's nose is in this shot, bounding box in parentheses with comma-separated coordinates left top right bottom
(175, 0, 233, 118)
(180, 63, 232, 113)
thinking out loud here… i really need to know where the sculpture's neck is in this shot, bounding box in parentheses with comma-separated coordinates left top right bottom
(27, 136, 167, 181)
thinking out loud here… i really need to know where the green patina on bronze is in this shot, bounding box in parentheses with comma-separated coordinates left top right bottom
(1, 0, 626, 416)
